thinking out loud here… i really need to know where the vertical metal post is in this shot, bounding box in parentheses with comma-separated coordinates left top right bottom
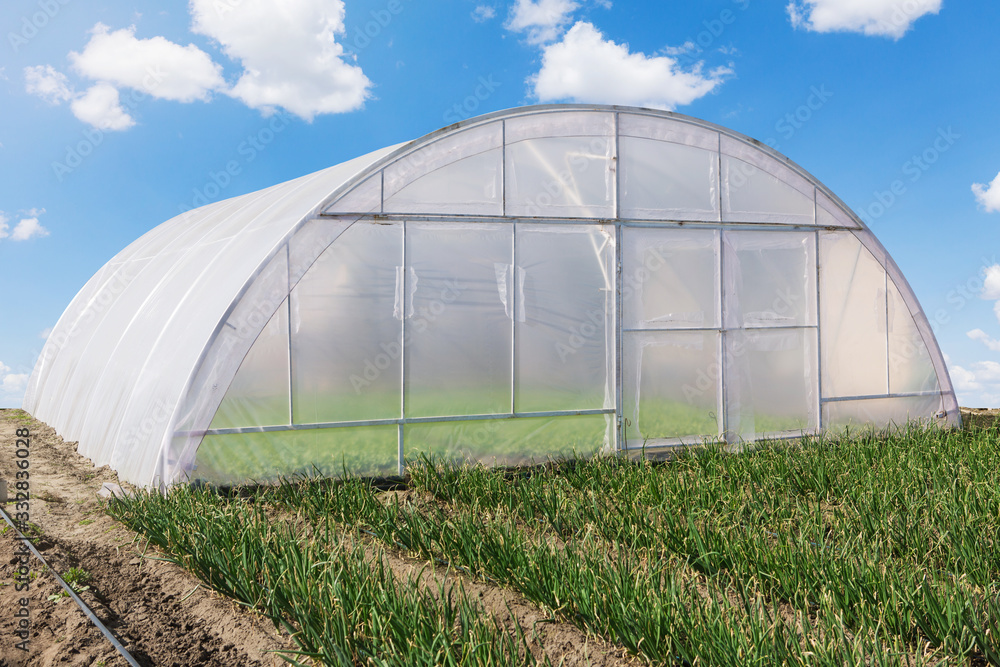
(399, 217, 407, 476)
(884, 270, 891, 395)
(511, 221, 517, 415)
(286, 243, 294, 426)
(717, 134, 729, 443)
(814, 214, 824, 432)
(613, 112, 624, 454)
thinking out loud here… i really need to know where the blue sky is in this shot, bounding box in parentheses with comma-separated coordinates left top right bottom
(1, 0, 998, 409)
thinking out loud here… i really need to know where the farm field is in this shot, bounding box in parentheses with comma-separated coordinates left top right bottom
(105, 421, 1000, 666)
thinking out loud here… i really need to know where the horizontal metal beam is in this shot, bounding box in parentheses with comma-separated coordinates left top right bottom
(180, 408, 616, 438)
(319, 212, 844, 233)
(820, 391, 942, 404)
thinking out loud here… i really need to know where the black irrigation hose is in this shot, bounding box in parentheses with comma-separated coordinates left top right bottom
(0, 505, 143, 667)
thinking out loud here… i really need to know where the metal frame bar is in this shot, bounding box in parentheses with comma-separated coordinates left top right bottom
(399, 218, 408, 475)
(613, 112, 624, 454)
(321, 211, 846, 233)
(185, 408, 618, 438)
(286, 244, 294, 426)
(820, 391, 942, 404)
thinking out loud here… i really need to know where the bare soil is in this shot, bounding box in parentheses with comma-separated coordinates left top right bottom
(0, 410, 296, 666)
(960, 406, 1000, 430)
(0, 409, 637, 666)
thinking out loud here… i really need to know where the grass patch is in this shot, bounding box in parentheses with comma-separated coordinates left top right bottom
(111, 423, 1000, 665)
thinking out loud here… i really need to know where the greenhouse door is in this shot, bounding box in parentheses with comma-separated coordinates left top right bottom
(619, 228, 821, 451)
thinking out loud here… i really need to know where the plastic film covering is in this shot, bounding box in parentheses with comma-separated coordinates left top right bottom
(819, 231, 889, 398)
(623, 228, 719, 330)
(404, 415, 607, 467)
(816, 191, 861, 229)
(515, 224, 615, 413)
(723, 231, 817, 329)
(721, 136, 815, 224)
(618, 114, 720, 222)
(210, 300, 290, 429)
(384, 124, 502, 215)
(624, 331, 722, 446)
(405, 222, 513, 417)
(194, 426, 398, 485)
(823, 395, 945, 433)
(887, 279, 940, 395)
(292, 222, 403, 424)
(726, 329, 818, 440)
(505, 111, 616, 218)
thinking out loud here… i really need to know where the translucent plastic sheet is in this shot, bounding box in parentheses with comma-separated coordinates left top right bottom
(505, 136, 615, 218)
(619, 136, 719, 221)
(504, 110, 614, 142)
(622, 228, 719, 330)
(820, 232, 888, 398)
(722, 156, 815, 224)
(193, 426, 398, 485)
(514, 224, 614, 413)
(385, 149, 502, 215)
(887, 279, 940, 394)
(816, 191, 861, 229)
(384, 124, 503, 215)
(623, 330, 722, 446)
(723, 231, 817, 329)
(618, 113, 718, 150)
(324, 174, 382, 214)
(725, 329, 818, 440)
(404, 415, 607, 467)
(404, 223, 513, 417)
(823, 395, 945, 433)
(210, 300, 290, 429)
(291, 222, 403, 424)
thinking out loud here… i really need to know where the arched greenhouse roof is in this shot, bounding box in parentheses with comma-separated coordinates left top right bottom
(24, 104, 960, 488)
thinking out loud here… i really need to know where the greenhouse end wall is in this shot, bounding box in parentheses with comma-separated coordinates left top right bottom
(23, 105, 960, 488)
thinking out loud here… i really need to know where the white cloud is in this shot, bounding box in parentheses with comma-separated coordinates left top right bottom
(950, 359, 1000, 407)
(69, 23, 225, 102)
(0, 210, 50, 242)
(472, 6, 497, 22)
(530, 22, 730, 110)
(787, 0, 942, 39)
(189, 0, 370, 120)
(982, 265, 1000, 300)
(968, 329, 1000, 352)
(24, 65, 75, 104)
(506, 0, 579, 44)
(10, 217, 49, 241)
(972, 172, 1000, 213)
(70, 82, 135, 131)
(39, 328, 53, 340)
(0, 360, 29, 403)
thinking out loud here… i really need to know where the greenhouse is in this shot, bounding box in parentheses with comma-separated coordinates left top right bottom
(23, 104, 960, 488)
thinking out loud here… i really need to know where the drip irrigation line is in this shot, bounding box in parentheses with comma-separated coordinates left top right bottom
(0, 505, 143, 667)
